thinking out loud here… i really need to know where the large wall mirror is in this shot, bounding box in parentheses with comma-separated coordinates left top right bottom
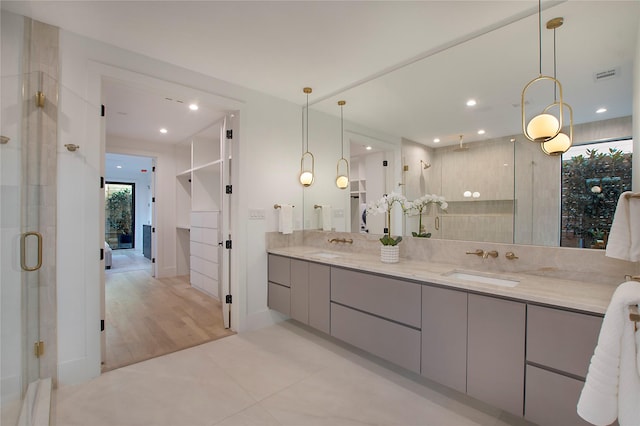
(303, 1, 637, 248)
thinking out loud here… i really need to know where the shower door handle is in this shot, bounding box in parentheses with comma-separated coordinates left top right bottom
(435, 216, 440, 231)
(21, 231, 43, 271)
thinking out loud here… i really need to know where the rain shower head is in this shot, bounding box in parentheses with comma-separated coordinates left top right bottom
(453, 134, 469, 152)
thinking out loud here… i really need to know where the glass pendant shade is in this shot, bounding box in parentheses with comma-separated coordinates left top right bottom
(526, 113, 560, 142)
(541, 132, 571, 156)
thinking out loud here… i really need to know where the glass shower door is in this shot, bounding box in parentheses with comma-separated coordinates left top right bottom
(1, 72, 42, 425)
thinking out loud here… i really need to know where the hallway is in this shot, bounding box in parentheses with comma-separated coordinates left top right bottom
(103, 251, 234, 371)
(54, 321, 528, 426)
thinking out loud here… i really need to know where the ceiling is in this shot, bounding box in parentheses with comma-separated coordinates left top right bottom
(3, 1, 639, 148)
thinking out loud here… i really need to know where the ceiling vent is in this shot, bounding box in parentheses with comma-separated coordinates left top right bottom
(594, 67, 619, 82)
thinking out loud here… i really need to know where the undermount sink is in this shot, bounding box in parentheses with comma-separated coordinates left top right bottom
(443, 270, 519, 288)
(308, 251, 342, 259)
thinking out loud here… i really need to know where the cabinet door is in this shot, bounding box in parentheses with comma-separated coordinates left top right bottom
(308, 263, 330, 334)
(467, 294, 525, 416)
(268, 255, 290, 287)
(290, 259, 309, 324)
(421, 285, 467, 393)
(527, 305, 602, 379)
(525, 365, 592, 426)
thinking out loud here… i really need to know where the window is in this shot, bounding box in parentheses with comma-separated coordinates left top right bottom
(561, 139, 632, 248)
(105, 182, 136, 250)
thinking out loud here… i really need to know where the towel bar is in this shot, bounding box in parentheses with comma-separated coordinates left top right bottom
(630, 305, 639, 331)
(624, 274, 640, 282)
(624, 192, 640, 199)
(314, 204, 322, 209)
(274, 204, 295, 209)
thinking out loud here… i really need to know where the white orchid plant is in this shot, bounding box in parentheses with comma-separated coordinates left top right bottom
(405, 194, 448, 238)
(366, 192, 407, 246)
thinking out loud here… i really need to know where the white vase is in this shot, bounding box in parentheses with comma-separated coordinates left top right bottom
(380, 245, 399, 263)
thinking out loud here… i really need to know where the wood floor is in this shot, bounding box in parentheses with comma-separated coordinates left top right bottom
(103, 269, 234, 372)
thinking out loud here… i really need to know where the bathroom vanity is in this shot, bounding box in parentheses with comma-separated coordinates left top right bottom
(267, 247, 610, 426)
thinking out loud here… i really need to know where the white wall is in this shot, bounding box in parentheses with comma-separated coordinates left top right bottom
(52, 25, 312, 384)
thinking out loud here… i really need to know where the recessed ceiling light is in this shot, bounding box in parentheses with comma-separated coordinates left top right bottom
(116, 165, 122, 169)
(189, 104, 199, 111)
(477, 129, 485, 135)
(160, 128, 168, 134)
(433, 138, 440, 143)
(466, 99, 477, 107)
(365, 146, 372, 151)
(596, 107, 607, 114)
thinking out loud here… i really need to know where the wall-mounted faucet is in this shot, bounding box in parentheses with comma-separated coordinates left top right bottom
(466, 249, 498, 259)
(483, 250, 498, 259)
(328, 238, 353, 244)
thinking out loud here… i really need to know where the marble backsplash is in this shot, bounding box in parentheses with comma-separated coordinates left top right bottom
(266, 230, 639, 287)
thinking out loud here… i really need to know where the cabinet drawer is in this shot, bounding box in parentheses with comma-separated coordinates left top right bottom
(525, 365, 591, 426)
(331, 303, 421, 373)
(331, 268, 421, 327)
(190, 241, 218, 263)
(191, 211, 218, 228)
(268, 255, 290, 287)
(268, 282, 290, 316)
(190, 227, 217, 244)
(527, 305, 602, 378)
(191, 256, 218, 279)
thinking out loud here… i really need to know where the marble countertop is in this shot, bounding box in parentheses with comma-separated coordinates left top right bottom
(268, 246, 616, 315)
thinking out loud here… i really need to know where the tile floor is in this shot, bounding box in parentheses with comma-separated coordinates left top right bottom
(52, 321, 532, 426)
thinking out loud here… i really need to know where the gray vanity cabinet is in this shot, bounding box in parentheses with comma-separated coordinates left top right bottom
(290, 259, 309, 323)
(308, 262, 330, 334)
(330, 267, 422, 373)
(524, 305, 602, 426)
(267, 254, 291, 316)
(421, 285, 468, 393)
(467, 294, 526, 417)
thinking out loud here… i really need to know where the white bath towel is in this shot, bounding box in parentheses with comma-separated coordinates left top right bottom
(577, 280, 640, 426)
(606, 191, 640, 262)
(321, 205, 332, 232)
(278, 204, 293, 235)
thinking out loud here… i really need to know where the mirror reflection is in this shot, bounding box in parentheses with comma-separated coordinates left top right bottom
(303, 1, 637, 248)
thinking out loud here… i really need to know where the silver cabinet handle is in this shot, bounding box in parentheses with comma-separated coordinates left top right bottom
(435, 216, 440, 231)
(21, 231, 42, 271)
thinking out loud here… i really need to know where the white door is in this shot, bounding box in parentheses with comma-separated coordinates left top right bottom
(219, 114, 234, 329)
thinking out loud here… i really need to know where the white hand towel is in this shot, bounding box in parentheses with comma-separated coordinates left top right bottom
(577, 281, 640, 426)
(278, 204, 293, 235)
(606, 192, 640, 262)
(321, 205, 332, 232)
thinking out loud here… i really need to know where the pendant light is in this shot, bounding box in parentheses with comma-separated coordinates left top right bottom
(299, 87, 314, 187)
(521, 0, 564, 143)
(335, 100, 349, 189)
(541, 17, 573, 156)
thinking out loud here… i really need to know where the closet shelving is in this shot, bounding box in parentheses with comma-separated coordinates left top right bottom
(175, 122, 223, 299)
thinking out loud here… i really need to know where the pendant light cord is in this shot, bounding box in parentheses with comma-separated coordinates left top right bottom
(553, 27, 557, 101)
(538, 0, 542, 75)
(305, 92, 309, 153)
(340, 104, 344, 158)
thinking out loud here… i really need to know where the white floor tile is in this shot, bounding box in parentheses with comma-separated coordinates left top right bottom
(53, 321, 528, 426)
